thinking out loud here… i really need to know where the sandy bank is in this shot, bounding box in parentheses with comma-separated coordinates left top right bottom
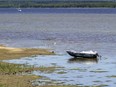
(0, 45, 54, 60)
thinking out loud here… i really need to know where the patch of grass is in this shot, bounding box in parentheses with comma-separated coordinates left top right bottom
(0, 84, 5, 87)
(90, 69, 108, 73)
(70, 68, 87, 72)
(0, 45, 54, 60)
(37, 66, 61, 73)
(93, 80, 101, 83)
(0, 75, 40, 87)
(57, 71, 67, 74)
(106, 75, 116, 78)
(0, 62, 39, 75)
(0, 62, 60, 75)
(95, 84, 109, 87)
(0, 62, 47, 87)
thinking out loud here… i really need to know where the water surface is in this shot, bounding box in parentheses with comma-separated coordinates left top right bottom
(0, 8, 116, 86)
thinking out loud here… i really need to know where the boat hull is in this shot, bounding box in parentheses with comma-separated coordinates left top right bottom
(67, 51, 98, 58)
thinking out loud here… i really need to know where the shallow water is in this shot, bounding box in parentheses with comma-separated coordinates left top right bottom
(3, 55, 115, 86)
(0, 8, 116, 86)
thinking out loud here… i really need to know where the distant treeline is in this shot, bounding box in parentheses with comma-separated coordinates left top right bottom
(0, 1, 116, 8)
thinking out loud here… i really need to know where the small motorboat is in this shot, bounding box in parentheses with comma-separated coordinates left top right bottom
(66, 50, 99, 58)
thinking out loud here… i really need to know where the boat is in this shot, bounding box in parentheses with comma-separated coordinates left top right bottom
(66, 50, 99, 58)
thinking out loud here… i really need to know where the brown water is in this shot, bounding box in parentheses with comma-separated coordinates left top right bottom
(0, 9, 116, 86)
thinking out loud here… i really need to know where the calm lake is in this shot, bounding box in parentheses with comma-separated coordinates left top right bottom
(0, 8, 116, 86)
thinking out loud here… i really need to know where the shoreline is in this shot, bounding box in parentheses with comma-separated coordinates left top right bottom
(0, 1, 116, 8)
(0, 44, 55, 87)
(0, 45, 54, 60)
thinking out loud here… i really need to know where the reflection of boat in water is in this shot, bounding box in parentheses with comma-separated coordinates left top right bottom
(67, 50, 99, 58)
(68, 57, 98, 64)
